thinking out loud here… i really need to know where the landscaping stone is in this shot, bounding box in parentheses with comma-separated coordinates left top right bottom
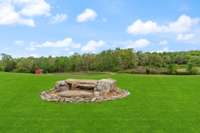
(40, 78, 129, 103)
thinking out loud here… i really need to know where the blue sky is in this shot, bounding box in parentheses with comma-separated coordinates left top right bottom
(0, 0, 200, 57)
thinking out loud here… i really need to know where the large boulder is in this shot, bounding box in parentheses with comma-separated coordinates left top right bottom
(54, 80, 69, 92)
(94, 79, 117, 93)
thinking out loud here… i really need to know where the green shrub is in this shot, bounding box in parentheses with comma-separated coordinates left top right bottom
(168, 64, 176, 74)
(145, 67, 150, 74)
(187, 63, 199, 74)
(191, 67, 199, 75)
(187, 63, 193, 73)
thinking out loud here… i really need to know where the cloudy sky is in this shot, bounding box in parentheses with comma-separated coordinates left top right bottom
(0, 0, 200, 57)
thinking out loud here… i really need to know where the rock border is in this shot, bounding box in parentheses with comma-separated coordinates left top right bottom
(41, 89, 130, 103)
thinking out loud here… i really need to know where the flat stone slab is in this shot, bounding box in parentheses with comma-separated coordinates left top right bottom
(57, 90, 94, 97)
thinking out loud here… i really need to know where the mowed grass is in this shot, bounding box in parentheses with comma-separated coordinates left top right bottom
(0, 72, 200, 133)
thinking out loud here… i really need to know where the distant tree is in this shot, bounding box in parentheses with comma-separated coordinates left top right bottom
(137, 52, 148, 66)
(1, 49, 200, 74)
(15, 57, 35, 73)
(162, 54, 172, 66)
(54, 57, 69, 72)
(69, 53, 84, 72)
(0, 57, 3, 71)
(148, 53, 163, 67)
(168, 64, 176, 74)
(1, 53, 16, 72)
(47, 56, 56, 73)
(115, 48, 138, 70)
(94, 50, 117, 71)
(189, 56, 200, 66)
(0, 61, 2, 71)
(187, 63, 198, 74)
(82, 54, 96, 71)
(187, 63, 193, 73)
(174, 54, 189, 64)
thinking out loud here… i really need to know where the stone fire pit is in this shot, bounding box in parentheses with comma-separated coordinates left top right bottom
(40, 79, 129, 103)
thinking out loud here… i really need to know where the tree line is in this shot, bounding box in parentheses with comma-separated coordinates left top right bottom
(1, 48, 200, 74)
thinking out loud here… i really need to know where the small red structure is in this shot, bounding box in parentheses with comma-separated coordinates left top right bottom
(35, 68, 43, 75)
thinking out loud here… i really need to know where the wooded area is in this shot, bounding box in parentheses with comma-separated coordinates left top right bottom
(1, 48, 200, 74)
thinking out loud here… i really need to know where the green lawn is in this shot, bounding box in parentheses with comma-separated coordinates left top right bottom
(0, 72, 200, 133)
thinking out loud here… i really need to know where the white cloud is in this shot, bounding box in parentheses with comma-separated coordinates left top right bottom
(127, 14, 200, 35)
(28, 37, 81, 50)
(127, 20, 164, 35)
(159, 40, 168, 45)
(81, 40, 105, 52)
(68, 51, 75, 56)
(77, 8, 97, 23)
(0, 3, 35, 26)
(0, 0, 51, 26)
(50, 14, 67, 24)
(13, 0, 51, 17)
(155, 47, 170, 53)
(176, 33, 195, 41)
(26, 42, 36, 51)
(14, 40, 25, 46)
(2, 47, 10, 51)
(29, 53, 39, 57)
(126, 39, 151, 49)
(168, 15, 199, 33)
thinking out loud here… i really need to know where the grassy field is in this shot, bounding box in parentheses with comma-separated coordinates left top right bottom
(0, 72, 200, 133)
